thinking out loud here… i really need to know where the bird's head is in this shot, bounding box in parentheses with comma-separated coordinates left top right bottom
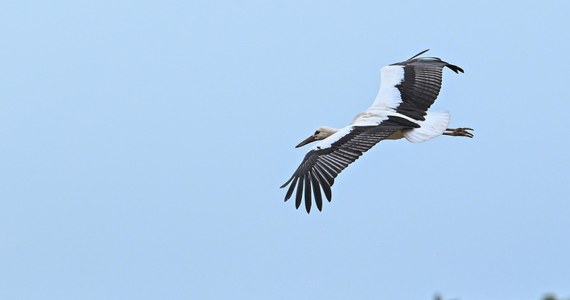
(295, 126, 337, 148)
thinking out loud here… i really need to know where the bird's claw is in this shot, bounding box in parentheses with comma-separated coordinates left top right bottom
(445, 127, 474, 138)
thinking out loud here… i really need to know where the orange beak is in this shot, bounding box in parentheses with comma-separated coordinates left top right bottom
(296, 135, 317, 148)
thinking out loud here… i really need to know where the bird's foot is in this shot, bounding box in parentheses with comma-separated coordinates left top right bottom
(443, 127, 474, 138)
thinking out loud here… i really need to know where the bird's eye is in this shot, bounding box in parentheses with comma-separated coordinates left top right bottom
(315, 130, 320, 135)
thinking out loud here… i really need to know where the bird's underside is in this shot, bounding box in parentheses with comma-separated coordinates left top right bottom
(281, 49, 473, 213)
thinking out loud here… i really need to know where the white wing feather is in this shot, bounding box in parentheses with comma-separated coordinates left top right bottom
(351, 65, 410, 126)
(370, 65, 405, 111)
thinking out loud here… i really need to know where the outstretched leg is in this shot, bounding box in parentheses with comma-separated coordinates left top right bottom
(443, 127, 474, 138)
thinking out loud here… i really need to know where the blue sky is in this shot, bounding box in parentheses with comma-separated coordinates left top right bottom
(1, 1, 569, 299)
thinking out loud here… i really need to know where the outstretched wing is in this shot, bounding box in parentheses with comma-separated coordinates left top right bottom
(371, 49, 464, 121)
(280, 117, 417, 213)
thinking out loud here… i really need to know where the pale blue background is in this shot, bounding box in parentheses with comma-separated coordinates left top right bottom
(1, 1, 569, 299)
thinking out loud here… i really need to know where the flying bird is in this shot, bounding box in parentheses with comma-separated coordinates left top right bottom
(281, 49, 473, 213)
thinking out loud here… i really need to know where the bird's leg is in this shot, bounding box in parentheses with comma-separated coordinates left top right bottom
(443, 127, 474, 138)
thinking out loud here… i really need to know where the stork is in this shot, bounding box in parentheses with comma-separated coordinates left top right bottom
(281, 49, 473, 213)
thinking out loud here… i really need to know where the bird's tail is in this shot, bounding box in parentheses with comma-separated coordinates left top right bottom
(403, 111, 450, 143)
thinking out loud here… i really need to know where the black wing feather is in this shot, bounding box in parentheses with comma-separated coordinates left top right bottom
(311, 174, 323, 211)
(295, 175, 304, 209)
(304, 175, 311, 212)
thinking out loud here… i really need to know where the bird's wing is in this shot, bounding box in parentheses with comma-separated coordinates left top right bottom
(280, 116, 417, 213)
(370, 49, 464, 121)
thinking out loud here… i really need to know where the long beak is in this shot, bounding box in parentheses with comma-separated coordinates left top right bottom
(295, 135, 316, 148)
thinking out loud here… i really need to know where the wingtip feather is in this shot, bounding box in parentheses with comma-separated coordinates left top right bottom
(295, 176, 304, 209)
(304, 175, 312, 213)
(409, 49, 430, 60)
(446, 63, 464, 74)
(284, 176, 298, 202)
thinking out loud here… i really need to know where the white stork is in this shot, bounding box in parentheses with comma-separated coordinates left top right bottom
(281, 49, 473, 213)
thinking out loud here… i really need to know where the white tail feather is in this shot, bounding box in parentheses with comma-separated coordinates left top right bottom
(404, 111, 450, 143)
